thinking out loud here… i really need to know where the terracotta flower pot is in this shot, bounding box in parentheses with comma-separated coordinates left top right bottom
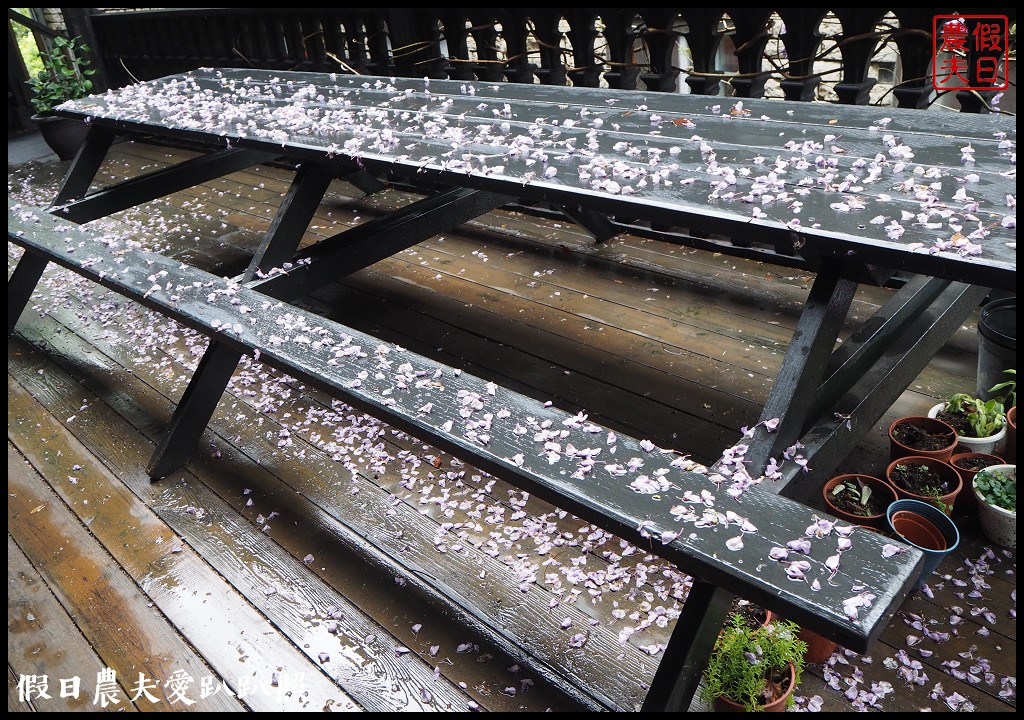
(710, 661, 797, 713)
(764, 611, 837, 665)
(889, 510, 947, 550)
(888, 416, 957, 463)
(821, 474, 898, 530)
(886, 456, 963, 516)
(949, 452, 1004, 515)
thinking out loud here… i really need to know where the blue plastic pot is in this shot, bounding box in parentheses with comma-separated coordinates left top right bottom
(887, 499, 960, 589)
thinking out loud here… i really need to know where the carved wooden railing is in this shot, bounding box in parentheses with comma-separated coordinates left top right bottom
(83, 7, 1015, 113)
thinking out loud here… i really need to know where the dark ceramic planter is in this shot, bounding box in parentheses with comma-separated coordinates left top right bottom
(32, 114, 90, 161)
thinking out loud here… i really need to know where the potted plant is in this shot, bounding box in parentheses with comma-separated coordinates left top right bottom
(26, 35, 96, 161)
(888, 415, 957, 463)
(886, 456, 963, 515)
(972, 464, 1016, 548)
(928, 392, 1006, 455)
(949, 452, 1005, 515)
(700, 612, 806, 712)
(821, 474, 898, 530)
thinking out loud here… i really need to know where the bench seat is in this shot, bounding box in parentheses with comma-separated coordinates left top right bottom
(8, 202, 924, 708)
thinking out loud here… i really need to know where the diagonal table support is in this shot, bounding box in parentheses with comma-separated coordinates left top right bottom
(147, 161, 333, 479)
(556, 203, 620, 243)
(777, 279, 989, 504)
(51, 125, 118, 206)
(251, 187, 512, 301)
(54, 147, 279, 224)
(735, 258, 858, 483)
(241, 163, 335, 280)
(147, 185, 512, 479)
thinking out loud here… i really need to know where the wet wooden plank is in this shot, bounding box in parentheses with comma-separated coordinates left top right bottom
(8, 531, 136, 712)
(10, 282, 646, 711)
(6, 431, 247, 712)
(7, 380, 366, 712)
(7, 330, 530, 712)
(8, 286, 593, 713)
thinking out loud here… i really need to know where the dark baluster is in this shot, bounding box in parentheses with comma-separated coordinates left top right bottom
(438, 12, 475, 81)
(638, 9, 685, 92)
(596, 10, 635, 90)
(384, 9, 443, 79)
(775, 9, 825, 101)
(887, 9, 934, 109)
(364, 12, 395, 77)
(727, 9, 774, 99)
(530, 10, 568, 86)
(498, 10, 538, 84)
(465, 13, 506, 83)
(678, 8, 727, 95)
(563, 10, 601, 88)
(831, 9, 886, 105)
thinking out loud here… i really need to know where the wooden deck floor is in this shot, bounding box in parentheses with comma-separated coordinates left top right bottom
(8, 139, 1016, 712)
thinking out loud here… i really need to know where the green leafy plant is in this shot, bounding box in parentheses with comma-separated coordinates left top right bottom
(974, 468, 1016, 512)
(830, 477, 878, 517)
(988, 369, 1016, 409)
(26, 35, 96, 116)
(940, 392, 1006, 438)
(700, 613, 806, 711)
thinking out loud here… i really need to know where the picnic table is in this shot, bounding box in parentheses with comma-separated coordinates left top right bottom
(10, 67, 1016, 710)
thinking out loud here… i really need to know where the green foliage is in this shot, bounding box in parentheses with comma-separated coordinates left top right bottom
(27, 35, 97, 116)
(830, 477, 874, 516)
(974, 468, 1016, 512)
(988, 369, 1016, 409)
(944, 392, 1006, 438)
(700, 614, 806, 711)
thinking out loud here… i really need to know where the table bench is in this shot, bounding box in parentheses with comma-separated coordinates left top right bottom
(8, 66, 1015, 710)
(10, 201, 923, 710)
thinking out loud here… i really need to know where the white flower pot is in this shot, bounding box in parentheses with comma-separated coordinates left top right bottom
(928, 402, 1007, 456)
(973, 464, 1016, 549)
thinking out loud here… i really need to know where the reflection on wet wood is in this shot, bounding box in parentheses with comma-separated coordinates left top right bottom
(7, 533, 134, 712)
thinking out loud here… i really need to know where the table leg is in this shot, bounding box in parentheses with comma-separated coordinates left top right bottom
(51, 125, 116, 207)
(736, 258, 857, 483)
(641, 579, 732, 711)
(8, 252, 50, 335)
(147, 341, 244, 480)
(146, 162, 333, 479)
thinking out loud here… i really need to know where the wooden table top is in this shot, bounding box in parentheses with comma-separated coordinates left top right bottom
(59, 68, 1016, 290)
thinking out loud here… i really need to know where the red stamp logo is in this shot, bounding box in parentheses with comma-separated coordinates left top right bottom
(932, 15, 1010, 92)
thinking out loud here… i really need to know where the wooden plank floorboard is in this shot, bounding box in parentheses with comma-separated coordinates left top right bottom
(9, 312, 571, 712)
(9, 143, 1015, 713)
(8, 530, 137, 712)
